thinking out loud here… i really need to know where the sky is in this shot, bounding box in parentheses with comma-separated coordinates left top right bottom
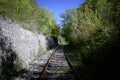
(36, 0, 86, 24)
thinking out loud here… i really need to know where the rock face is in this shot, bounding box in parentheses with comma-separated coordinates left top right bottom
(0, 17, 47, 69)
(46, 37, 58, 49)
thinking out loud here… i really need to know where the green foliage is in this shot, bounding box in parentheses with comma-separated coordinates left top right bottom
(62, 0, 120, 80)
(0, 51, 23, 80)
(0, 0, 59, 36)
(36, 8, 57, 36)
(61, 0, 117, 47)
(14, 58, 23, 72)
(37, 47, 47, 58)
(51, 25, 60, 37)
(0, 0, 33, 22)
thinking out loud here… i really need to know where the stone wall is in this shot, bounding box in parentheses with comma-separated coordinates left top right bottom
(0, 17, 47, 69)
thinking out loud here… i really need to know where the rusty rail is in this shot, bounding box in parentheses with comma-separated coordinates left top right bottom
(40, 46, 81, 80)
(41, 49, 56, 79)
(64, 51, 81, 80)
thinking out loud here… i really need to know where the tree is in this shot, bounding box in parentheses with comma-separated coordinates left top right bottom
(61, 0, 120, 79)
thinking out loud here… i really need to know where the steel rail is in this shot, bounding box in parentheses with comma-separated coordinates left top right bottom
(41, 49, 56, 80)
(64, 51, 81, 80)
(40, 46, 81, 80)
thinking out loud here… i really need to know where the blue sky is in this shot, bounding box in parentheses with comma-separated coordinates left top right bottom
(36, 0, 86, 24)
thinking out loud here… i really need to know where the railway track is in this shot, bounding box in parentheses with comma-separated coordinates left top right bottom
(41, 47, 75, 80)
(17, 47, 80, 80)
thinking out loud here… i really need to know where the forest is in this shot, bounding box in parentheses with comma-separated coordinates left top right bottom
(0, 0, 120, 80)
(61, 0, 120, 80)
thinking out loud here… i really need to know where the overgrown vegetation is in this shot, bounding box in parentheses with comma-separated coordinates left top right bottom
(0, 0, 59, 36)
(0, 0, 120, 79)
(62, 0, 120, 80)
(0, 50, 23, 80)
